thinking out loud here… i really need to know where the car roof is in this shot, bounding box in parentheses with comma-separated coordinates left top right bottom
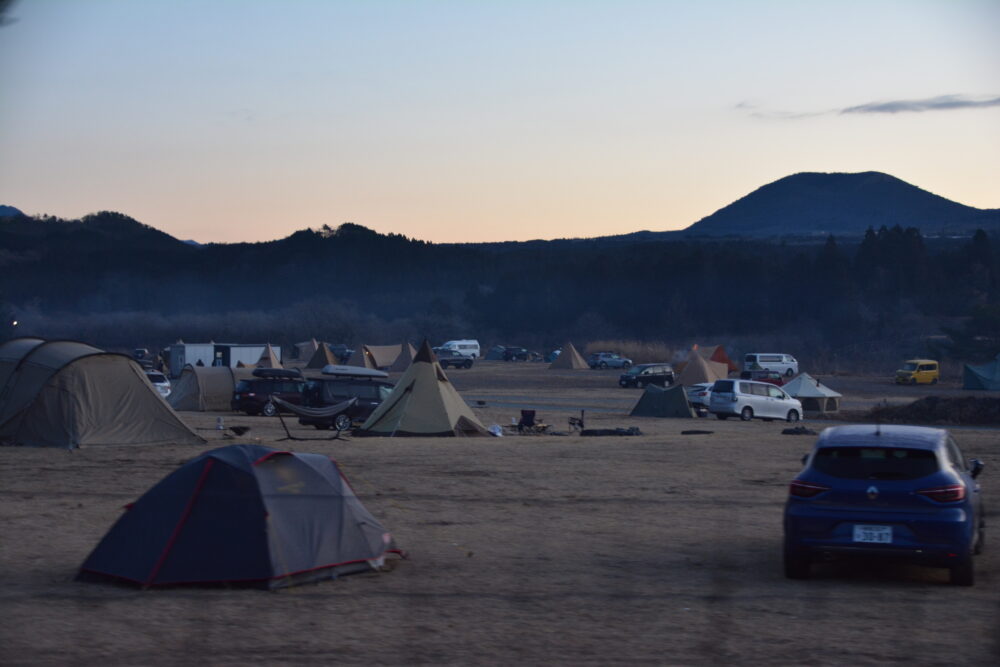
(815, 424, 947, 450)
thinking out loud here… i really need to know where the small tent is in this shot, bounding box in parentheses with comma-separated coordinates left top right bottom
(306, 343, 340, 370)
(696, 344, 739, 373)
(388, 342, 417, 372)
(963, 354, 1000, 391)
(782, 373, 842, 414)
(0, 339, 203, 448)
(77, 444, 401, 589)
(357, 341, 489, 437)
(630, 384, 694, 418)
(168, 364, 254, 412)
(256, 343, 282, 369)
(549, 342, 588, 370)
(675, 353, 729, 386)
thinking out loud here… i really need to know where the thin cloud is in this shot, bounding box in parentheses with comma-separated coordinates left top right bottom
(739, 94, 1000, 120)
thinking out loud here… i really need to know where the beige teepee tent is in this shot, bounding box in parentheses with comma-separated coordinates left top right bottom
(256, 344, 282, 369)
(675, 353, 728, 386)
(357, 341, 489, 437)
(549, 342, 588, 370)
(388, 342, 417, 372)
(305, 343, 339, 370)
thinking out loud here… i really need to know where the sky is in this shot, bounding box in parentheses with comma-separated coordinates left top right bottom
(1, 0, 998, 244)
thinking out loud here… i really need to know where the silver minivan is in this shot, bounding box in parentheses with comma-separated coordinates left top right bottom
(743, 353, 799, 377)
(709, 379, 802, 422)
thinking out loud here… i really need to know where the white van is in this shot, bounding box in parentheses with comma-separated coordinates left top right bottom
(709, 379, 802, 422)
(439, 339, 480, 359)
(743, 353, 799, 377)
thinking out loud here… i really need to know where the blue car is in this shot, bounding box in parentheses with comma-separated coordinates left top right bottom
(784, 424, 985, 585)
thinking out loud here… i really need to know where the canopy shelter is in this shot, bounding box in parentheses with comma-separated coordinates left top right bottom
(168, 364, 254, 412)
(782, 373, 842, 414)
(0, 338, 203, 448)
(630, 384, 694, 418)
(357, 341, 489, 437)
(963, 354, 1000, 391)
(77, 444, 401, 589)
(549, 342, 588, 370)
(675, 353, 729, 386)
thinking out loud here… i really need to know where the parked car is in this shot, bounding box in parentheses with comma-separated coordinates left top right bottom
(437, 339, 480, 359)
(502, 346, 529, 362)
(685, 382, 714, 409)
(436, 348, 474, 369)
(300, 368, 394, 430)
(739, 369, 787, 386)
(895, 359, 940, 385)
(619, 363, 675, 388)
(709, 378, 802, 422)
(588, 351, 632, 369)
(783, 424, 985, 585)
(743, 353, 799, 377)
(232, 368, 306, 417)
(144, 370, 171, 398)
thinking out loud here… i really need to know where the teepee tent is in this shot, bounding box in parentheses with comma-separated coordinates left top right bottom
(306, 343, 339, 370)
(357, 341, 489, 437)
(77, 444, 401, 589)
(963, 354, 1000, 390)
(630, 384, 694, 418)
(782, 373, 842, 414)
(549, 342, 588, 370)
(675, 353, 728, 386)
(168, 365, 254, 412)
(256, 344, 282, 369)
(696, 344, 739, 373)
(0, 339, 203, 448)
(294, 338, 320, 359)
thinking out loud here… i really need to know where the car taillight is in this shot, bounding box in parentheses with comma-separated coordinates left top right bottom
(789, 480, 829, 498)
(916, 484, 966, 503)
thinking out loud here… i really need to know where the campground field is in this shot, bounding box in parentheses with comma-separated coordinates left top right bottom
(2, 362, 998, 665)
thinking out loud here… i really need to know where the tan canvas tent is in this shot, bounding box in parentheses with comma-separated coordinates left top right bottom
(357, 341, 489, 437)
(675, 353, 729, 386)
(305, 343, 339, 369)
(0, 339, 204, 449)
(549, 342, 588, 370)
(256, 343, 282, 369)
(388, 343, 417, 372)
(695, 344, 739, 373)
(347, 344, 407, 370)
(782, 373, 842, 414)
(167, 364, 254, 412)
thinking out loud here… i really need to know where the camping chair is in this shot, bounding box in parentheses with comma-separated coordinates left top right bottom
(517, 410, 548, 434)
(270, 396, 357, 441)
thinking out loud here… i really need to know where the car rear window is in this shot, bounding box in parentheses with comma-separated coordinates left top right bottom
(812, 447, 940, 480)
(713, 380, 734, 392)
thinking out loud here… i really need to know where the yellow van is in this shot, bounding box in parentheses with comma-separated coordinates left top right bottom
(895, 359, 939, 385)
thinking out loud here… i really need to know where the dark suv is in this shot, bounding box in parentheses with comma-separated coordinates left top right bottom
(299, 376, 395, 430)
(232, 369, 306, 416)
(435, 349, 474, 369)
(619, 363, 675, 388)
(502, 346, 529, 361)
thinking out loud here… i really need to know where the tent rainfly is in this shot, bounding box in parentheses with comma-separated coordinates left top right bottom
(168, 364, 254, 412)
(781, 373, 842, 414)
(77, 444, 401, 589)
(630, 384, 694, 418)
(549, 342, 589, 370)
(963, 354, 1000, 391)
(357, 341, 489, 437)
(675, 353, 729, 386)
(0, 338, 204, 448)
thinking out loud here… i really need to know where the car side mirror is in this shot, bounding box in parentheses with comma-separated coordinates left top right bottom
(969, 459, 984, 479)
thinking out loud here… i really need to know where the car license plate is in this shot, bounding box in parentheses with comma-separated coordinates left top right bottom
(853, 524, 892, 544)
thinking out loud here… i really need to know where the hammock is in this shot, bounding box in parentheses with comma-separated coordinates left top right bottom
(270, 396, 357, 441)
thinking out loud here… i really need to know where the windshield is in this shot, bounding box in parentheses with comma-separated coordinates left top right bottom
(901, 362, 918, 371)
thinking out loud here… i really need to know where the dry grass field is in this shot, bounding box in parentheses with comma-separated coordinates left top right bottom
(1, 362, 998, 665)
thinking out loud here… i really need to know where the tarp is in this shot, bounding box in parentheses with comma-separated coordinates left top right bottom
(630, 384, 695, 418)
(168, 364, 254, 412)
(358, 341, 489, 437)
(549, 342, 588, 370)
(77, 444, 400, 589)
(675, 353, 729, 386)
(0, 339, 203, 448)
(782, 372, 841, 413)
(963, 354, 1000, 391)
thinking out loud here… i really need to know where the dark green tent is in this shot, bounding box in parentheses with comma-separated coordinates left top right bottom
(963, 354, 1000, 390)
(630, 384, 694, 418)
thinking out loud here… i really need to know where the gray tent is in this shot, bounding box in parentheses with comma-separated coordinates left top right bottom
(630, 384, 695, 418)
(963, 354, 1000, 390)
(782, 373, 842, 414)
(168, 364, 254, 412)
(0, 338, 203, 448)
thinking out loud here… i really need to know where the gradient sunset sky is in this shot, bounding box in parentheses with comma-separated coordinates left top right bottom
(1, 0, 997, 244)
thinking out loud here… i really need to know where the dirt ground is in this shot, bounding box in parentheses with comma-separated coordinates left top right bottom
(2, 362, 998, 665)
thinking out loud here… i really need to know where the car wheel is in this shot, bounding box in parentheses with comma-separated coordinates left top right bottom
(464, 360, 472, 369)
(783, 545, 810, 579)
(262, 402, 277, 417)
(785, 368, 794, 377)
(716, 414, 728, 420)
(599, 361, 608, 369)
(740, 406, 753, 421)
(787, 410, 800, 423)
(949, 554, 975, 586)
(911, 378, 917, 385)
(334, 413, 352, 432)
(931, 378, 938, 385)
(622, 361, 631, 369)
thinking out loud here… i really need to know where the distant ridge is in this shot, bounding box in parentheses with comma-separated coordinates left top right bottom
(0, 205, 24, 218)
(681, 171, 1000, 237)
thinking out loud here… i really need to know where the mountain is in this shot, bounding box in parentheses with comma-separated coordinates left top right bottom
(680, 171, 1000, 238)
(0, 205, 24, 217)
